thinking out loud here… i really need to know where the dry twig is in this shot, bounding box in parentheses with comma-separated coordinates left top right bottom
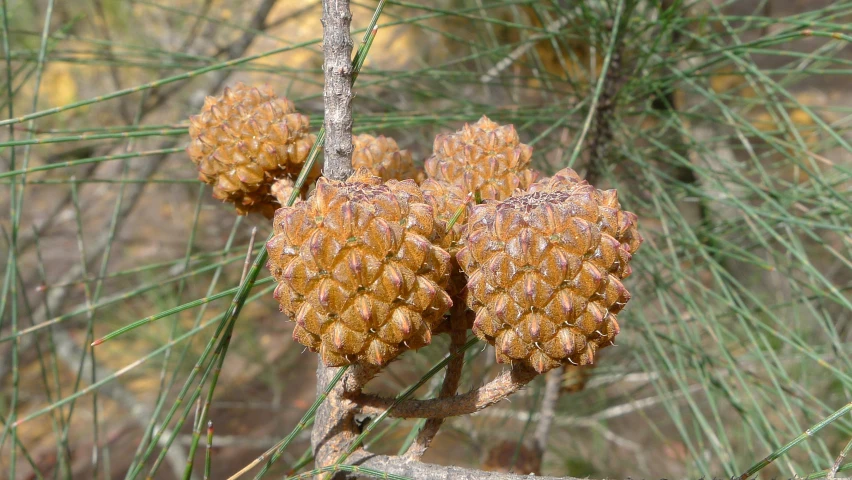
(353, 365, 540, 419)
(533, 366, 563, 462)
(404, 307, 469, 459)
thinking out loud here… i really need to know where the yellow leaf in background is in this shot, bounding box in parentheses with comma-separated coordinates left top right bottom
(790, 107, 815, 127)
(744, 91, 832, 184)
(42, 62, 78, 107)
(254, 1, 321, 77)
(709, 66, 756, 98)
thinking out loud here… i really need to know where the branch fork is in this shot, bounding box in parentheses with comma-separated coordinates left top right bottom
(310, 1, 571, 478)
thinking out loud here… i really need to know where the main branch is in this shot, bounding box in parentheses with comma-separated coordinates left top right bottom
(313, 0, 357, 472)
(321, 0, 354, 180)
(346, 450, 586, 480)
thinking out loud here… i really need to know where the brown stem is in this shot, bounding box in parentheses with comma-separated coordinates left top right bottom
(404, 307, 469, 459)
(354, 364, 540, 419)
(311, 0, 357, 475)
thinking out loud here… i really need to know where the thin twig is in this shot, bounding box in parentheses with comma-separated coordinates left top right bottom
(479, 15, 571, 83)
(353, 364, 540, 420)
(404, 307, 469, 459)
(828, 435, 852, 480)
(533, 366, 562, 463)
(203, 421, 213, 480)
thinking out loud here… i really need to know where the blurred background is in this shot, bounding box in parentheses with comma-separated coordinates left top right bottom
(1, 0, 851, 479)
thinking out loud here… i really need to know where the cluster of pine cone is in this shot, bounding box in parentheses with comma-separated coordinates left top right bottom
(188, 84, 642, 374)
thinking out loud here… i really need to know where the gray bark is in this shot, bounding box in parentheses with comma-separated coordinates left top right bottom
(347, 450, 587, 480)
(321, 0, 355, 181)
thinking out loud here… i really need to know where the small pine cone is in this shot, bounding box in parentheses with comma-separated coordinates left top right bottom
(421, 179, 472, 309)
(457, 180, 642, 373)
(266, 169, 453, 367)
(518, 168, 542, 192)
(352, 134, 421, 182)
(271, 178, 300, 206)
(187, 83, 319, 218)
(425, 115, 537, 200)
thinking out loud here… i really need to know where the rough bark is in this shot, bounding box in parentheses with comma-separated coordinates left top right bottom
(312, 364, 377, 470)
(585, 1, 633, 186)
(312, 1, 358, 474)
(321, 0, 354, 181)
(346, 450, 587, 480)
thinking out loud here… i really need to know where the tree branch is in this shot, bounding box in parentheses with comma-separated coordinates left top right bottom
(584, 0, 636, 186)
(321, 0, 354, 181)
(345, 449, 587, 480)
(353, 364, 540, 419)
(312, 364, 377, 473)
(312, 0, 358, 474)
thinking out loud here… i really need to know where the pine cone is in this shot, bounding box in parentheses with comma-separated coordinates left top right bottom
(266, 169, 453, 366)
(457, 173, 642, 373)
(187, 83, 318, 218)
(421, 179, 471, 306)
(271, 177, 300, 206)
(425, 116, 537, 200)
(352, 134, 424, 182)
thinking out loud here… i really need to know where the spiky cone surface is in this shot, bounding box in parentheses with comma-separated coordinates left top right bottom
(266, 169, 453, 367)
(424, 116, 538, 200)
(530, 167, 643, 256)
(187, 82, 318, 218)
(456, 179, 642, 373)
(352, 134, 424, 182)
